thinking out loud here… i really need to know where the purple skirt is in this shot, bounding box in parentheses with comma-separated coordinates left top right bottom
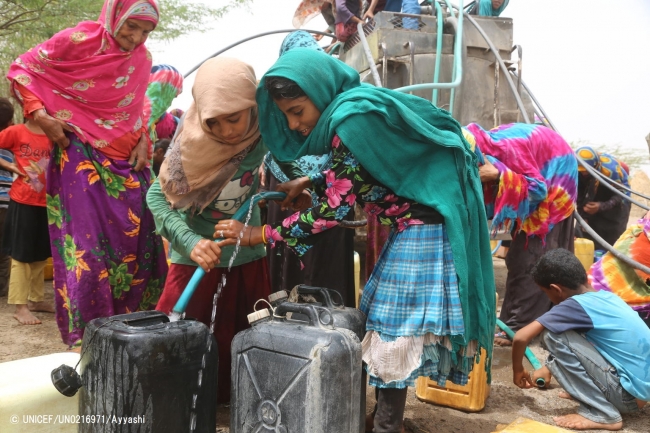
(48, 134, 168, 347)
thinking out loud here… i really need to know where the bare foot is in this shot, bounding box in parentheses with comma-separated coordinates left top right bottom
(553, 414, 622, 431)
(637, 399, 647, 409)
(494, 337, 513, 347)
(558, 390, 573, 400)
(28, 300, 55, 313)
(13, 304, 42, 325)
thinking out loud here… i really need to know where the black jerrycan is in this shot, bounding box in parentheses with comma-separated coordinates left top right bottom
(293, 285, 366, 341)
(78, 311, 218, 433)
(231, 303, 364, 433)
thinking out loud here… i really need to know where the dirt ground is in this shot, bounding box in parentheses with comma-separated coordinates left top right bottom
(2, 173, 650, 433)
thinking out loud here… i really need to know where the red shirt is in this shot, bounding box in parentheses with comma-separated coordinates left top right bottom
(0, 124, 52, 207)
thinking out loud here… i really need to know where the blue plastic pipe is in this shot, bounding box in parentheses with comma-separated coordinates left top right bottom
(496, 318, 546, 388)
(172, 192, 287, 314)
(395, 0, 464, 94)
(491, 240, 502, 255)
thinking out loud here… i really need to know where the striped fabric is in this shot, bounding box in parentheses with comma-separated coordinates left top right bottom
(360, 224, 473, 388)
(590, 216, 650, 317)
(0, 150, 13, 209)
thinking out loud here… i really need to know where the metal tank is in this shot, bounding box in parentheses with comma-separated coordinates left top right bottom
(339, 10, 535, 129)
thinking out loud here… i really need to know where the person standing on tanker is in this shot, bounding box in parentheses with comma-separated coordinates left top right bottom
(465, 122, 578, 345)
(149, 57, 288, 404)
(469, 0, 510, 16)
(6, 0, 168, 349)
(217, 49, 496, 433)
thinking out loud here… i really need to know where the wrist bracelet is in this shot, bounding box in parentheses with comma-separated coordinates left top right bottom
(261, 225, 268, 244)
(248, 226, 253, 246)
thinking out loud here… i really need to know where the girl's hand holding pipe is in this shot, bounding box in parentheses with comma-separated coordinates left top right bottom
(276, 176, 311, 210)
(214, 220, 264, 247)
(190, 239, 224, 272)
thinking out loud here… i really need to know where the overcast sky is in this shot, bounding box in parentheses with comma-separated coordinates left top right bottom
(149, 0, 650, 153)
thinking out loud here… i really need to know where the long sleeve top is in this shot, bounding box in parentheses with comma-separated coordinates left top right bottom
(335, 0, 362, 24)
(466, 122, 577, 239)
(266, 134, 443, 257)
(147, 141, 268, 267)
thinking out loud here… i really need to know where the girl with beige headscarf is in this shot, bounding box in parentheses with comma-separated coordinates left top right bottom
(146, 57, 273, 404)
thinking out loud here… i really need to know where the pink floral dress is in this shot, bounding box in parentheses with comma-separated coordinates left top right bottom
(266, 135, 444, 256)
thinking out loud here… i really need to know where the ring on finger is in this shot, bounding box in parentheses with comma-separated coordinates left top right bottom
(219, 230, 224, 238)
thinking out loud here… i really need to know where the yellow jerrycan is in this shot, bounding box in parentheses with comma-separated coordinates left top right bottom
(574, 238, 595, 272)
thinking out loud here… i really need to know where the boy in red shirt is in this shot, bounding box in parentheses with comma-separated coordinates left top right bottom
(0, 98, 14, 298)
(0, 117, 53, 325)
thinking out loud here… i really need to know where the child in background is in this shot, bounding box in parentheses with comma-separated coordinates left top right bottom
(512, 248, 649, 431)
(152, 138, 170, 176)
(0, 116, 53, 325)
(0, 98, 15, 298)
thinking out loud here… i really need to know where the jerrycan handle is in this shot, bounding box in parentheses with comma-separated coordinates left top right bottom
(275, 303, 335, 329)
(296, 285, 344, 308)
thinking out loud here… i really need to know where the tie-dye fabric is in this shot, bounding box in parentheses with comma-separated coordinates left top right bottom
(576, 146, 630, 194)
(7, 0, 159, 155)
(466, 123, 578, 239)
(590, 216, 650, 318)
(143, 64, 183, 143)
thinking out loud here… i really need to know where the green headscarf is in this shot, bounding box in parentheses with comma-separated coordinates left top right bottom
(257, 49, 496, 376)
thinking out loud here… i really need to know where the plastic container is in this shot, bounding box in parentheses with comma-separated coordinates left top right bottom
(231, 303, 364, 433)
(415, 347, 491, 412)
(78, 311, 218, 432)
(293, 285, 366, 340)
(574, 238, 595, 272)
(43, 257, 53, 281)
(0, 352, 79, 433)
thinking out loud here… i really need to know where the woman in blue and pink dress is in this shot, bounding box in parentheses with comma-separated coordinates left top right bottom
(217, 49, 495, 433)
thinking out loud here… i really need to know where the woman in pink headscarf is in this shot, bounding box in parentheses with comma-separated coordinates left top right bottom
(6, 0, 168, 348)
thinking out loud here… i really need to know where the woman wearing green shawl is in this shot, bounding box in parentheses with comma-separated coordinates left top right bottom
(217, 49, 495, 433)
(469, 0, 510, 17)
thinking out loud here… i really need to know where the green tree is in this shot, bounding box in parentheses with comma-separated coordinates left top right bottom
(0, 0, 250, 98)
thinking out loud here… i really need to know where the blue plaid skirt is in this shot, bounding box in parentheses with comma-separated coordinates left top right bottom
(360, 224, 473, 388)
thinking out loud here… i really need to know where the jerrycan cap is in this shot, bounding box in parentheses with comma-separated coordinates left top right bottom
(51, 364, 82, 397)
(268, 291, 288, 305)
(247, 308, 270, 325)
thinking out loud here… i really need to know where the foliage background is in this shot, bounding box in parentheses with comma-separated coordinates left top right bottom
(0, 0, 249, 112)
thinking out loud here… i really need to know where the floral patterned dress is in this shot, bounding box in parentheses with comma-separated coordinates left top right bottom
(266, 135, 443, 253)
(48, 136, 168, 347)
(267, 135, 472, 388)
